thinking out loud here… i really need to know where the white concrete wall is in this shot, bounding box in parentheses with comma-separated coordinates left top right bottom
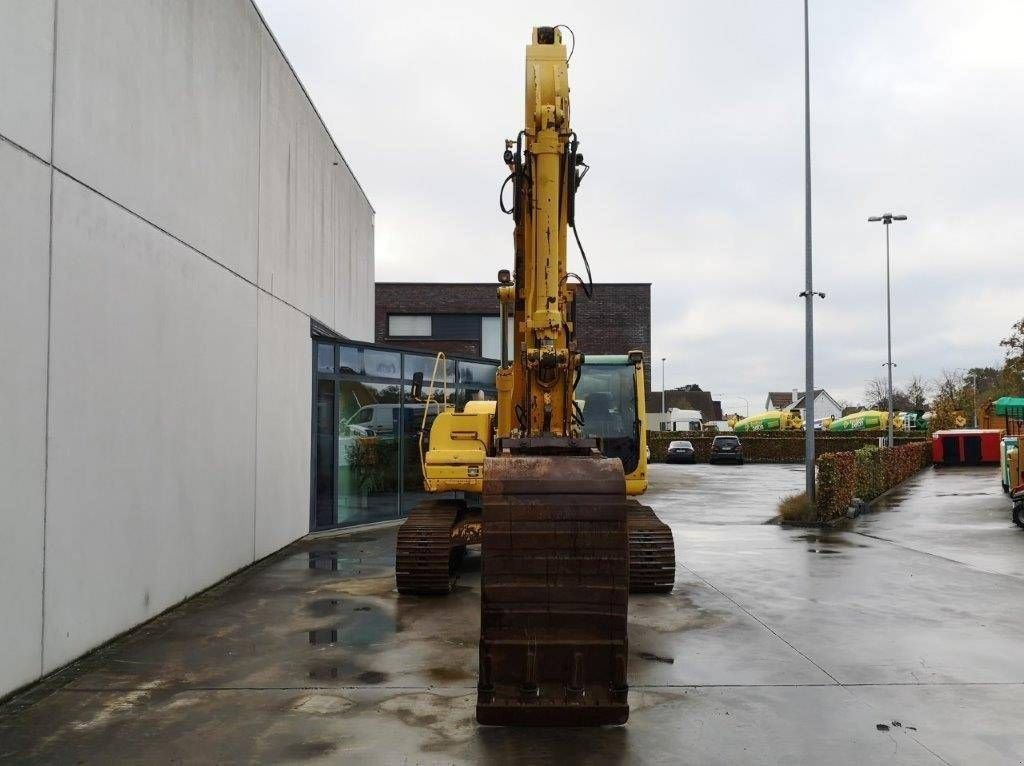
(0, 0, 373, 697)
(255, 291, 313, 560)
(54, 0, 262, 281)
(0, 141, 50, 695)
(43, 177, 258, 670)
(0, 0, 54, 159)
(258, 33, 375, 339)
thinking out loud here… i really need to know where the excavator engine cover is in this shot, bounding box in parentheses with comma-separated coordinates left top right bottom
(477, 455, 630, 726)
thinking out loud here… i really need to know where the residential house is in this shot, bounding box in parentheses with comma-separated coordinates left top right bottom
(765, 389, 843, 423)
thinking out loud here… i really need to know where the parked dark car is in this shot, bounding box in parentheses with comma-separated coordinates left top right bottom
(665, 440, 695, 464)
(709, 435, 744, 465)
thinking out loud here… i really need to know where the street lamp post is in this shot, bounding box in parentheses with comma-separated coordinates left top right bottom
(799, 0, 825, 504)
(724, 395, 749, 418)
(868, 213, 908, 448)
(661, 357, 666, 430)
(967, 374, 978, 428)
(973, 378, 978, 428)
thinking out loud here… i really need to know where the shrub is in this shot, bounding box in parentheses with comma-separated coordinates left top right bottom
(778, 492, 815, 523)
(854, 446, 883, 499)
(815, 441, 932, 522)
(815, 452, 855, 522)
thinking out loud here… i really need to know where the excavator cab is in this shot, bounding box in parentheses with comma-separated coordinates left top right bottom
(576, 354, 649, 495)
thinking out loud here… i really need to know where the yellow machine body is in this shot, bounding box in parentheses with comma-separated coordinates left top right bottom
(421, 362, 649, 494)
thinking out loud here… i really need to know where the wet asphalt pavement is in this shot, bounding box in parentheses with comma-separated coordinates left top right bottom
(2, 464, 1024, 764)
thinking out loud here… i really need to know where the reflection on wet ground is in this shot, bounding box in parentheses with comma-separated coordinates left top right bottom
(793, 532, 869, 548)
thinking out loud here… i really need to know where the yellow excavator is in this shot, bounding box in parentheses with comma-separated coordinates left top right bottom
(394, 26, 675, 726)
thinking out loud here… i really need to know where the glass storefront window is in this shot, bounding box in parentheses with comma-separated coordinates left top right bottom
(338, 345, 362, 375)
(336, 379, 402, 526)
(363, 349, 401, 379)
(404, 353, 454, 386)
(456, 361, 497, 408)
(399, 384, 448, 514)
(316, 343, 335, 373)
(311, 340, 498, 531)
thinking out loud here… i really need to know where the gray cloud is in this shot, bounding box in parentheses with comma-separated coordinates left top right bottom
(258, 0, 1024, 412)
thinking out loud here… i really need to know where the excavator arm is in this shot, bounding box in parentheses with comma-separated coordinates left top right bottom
(496, 25, 582, 443)
(395, 27, 675, 728)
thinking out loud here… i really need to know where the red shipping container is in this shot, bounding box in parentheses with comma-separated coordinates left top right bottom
(931, 429, 1002, 466)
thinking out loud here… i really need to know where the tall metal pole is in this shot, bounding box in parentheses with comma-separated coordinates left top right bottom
(970, 375, 977, 428)
(803, 0, 816, 503)
(731, 396, 750, 418)
(661, 358, 666, 413)
(661, 357, 666, 429)
(885, 220, 894, 448)
(869, 212, 907, 446)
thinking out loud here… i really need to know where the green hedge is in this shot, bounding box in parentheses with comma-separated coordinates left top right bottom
(815, 452, 856, 521)
(648, 430, 927, 464)
(815, 442, 932, 523)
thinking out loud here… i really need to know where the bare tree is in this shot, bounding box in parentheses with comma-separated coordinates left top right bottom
(863, 378, 888, 410)
(906, 375, 929, 410)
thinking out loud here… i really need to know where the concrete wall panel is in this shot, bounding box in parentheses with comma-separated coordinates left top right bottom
(52, 0, 261, 279)
(0, 0, 54, 159)
(0, 143, 50, 695)
(42, 176, 257, 671)
(255, 293, 312, 559)
(258, 37, 374, 340)
(334, 179, 375, 341)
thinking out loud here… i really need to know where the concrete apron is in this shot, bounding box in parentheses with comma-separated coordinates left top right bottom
(1, 465, 1023, 764)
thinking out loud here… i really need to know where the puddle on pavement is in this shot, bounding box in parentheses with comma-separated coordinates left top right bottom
(638, 651, 674, 664)
(794, 532, 868, 549)
(308, 629, 339, 646)
(280, 740, 338, 759)
(307, 552, 341, 573)
(306, 598, 342, 616)
(307, 552, 339, 573)
(308, 665, 339, 680)
(306, 550, 389, 579)
(306, 608, 395, 650)
(356, 670, 388, 685)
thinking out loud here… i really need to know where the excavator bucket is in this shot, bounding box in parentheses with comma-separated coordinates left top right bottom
(477, 455, 630, 726)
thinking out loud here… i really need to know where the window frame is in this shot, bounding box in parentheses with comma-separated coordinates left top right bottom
(387, 314, 432, 338)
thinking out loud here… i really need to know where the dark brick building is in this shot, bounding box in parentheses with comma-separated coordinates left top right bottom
(375, 282, 652, 386)
(647, 386, 724, 423)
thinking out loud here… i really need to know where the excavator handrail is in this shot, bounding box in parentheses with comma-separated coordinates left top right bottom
(419, 352, 451, 479)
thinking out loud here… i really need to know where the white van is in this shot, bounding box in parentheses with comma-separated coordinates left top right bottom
(343, 402, 442, 437)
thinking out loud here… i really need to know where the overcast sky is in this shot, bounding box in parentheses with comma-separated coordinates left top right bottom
(258, 0, 1023, 414)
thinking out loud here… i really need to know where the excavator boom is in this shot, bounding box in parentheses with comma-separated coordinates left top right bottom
(478, 27, 631, 726)
(395, 26, 675, 729)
